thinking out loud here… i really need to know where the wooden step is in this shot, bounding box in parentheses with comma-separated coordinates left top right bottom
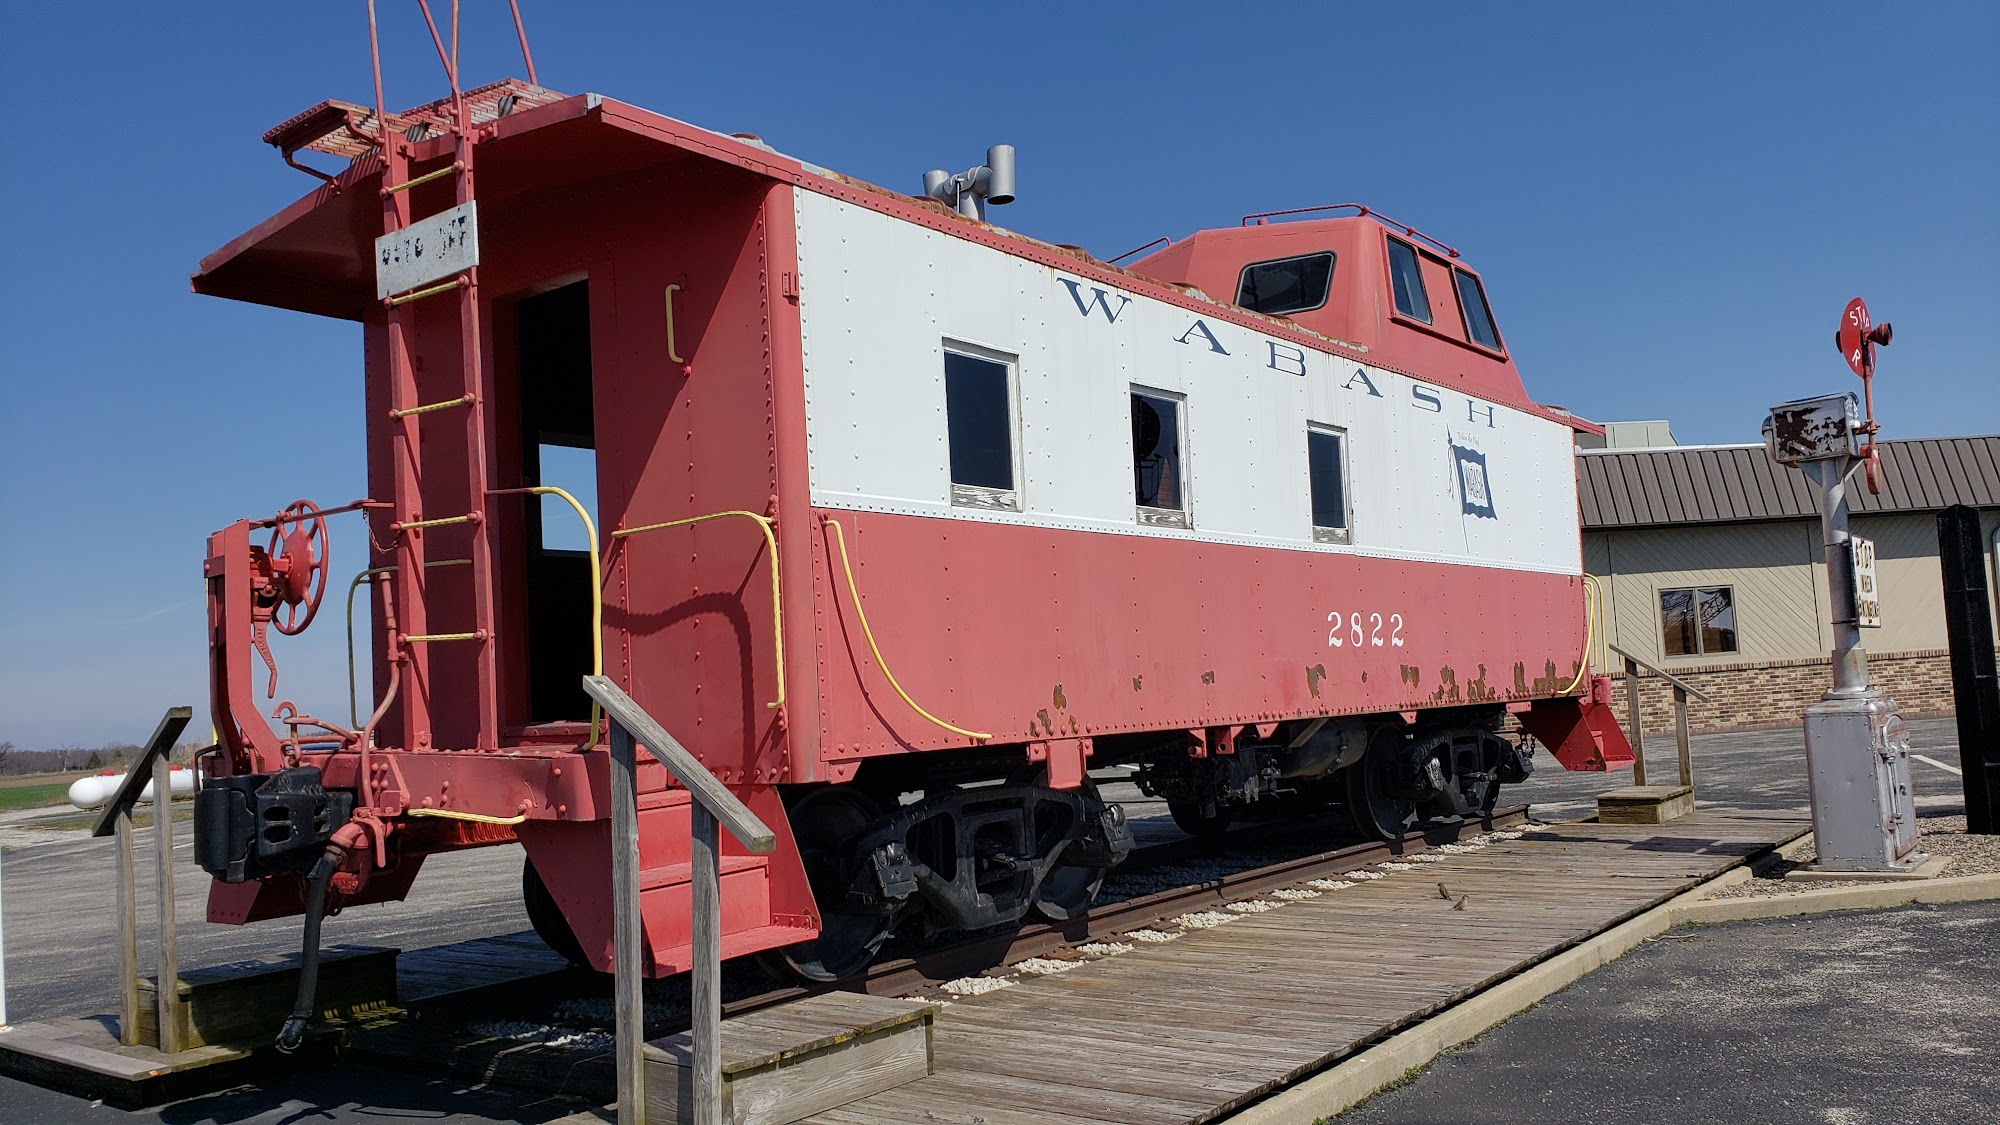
(643, 993, 938, 1125)
(1598, 784, 1695, 824)
(640, 853, 768, 892)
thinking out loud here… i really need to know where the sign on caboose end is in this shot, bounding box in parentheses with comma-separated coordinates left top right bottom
(375, 200, 480, 299)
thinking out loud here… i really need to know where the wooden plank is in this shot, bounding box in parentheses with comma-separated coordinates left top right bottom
(115, 813, 140, 1047)
(152, 756, 181, 1055)
(648, 1016, 931, 1125)
(611, 722, 647, 1125)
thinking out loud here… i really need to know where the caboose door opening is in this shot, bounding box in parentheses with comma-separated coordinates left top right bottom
(507, 280, 598, 727)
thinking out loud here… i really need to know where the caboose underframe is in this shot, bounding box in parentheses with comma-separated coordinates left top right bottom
(190, 82, 1632, 983)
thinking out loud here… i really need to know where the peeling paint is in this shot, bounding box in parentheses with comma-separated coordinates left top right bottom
(1530, 658, 1562, 694)
(1512, 661, 1529, 694)
(1132, 675, 1144, 692)
(1036, 708, 1052, 734)
(1429, 665, 1463, 704)
(1306, 664, 1326, 698)
(1052, 683, 1068, 711)
(1201, 670, 1216, 685)
(1400, 665, 1422, 691)
(1466, 663, 1497, 702)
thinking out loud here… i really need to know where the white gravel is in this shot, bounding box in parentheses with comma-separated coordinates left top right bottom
(1125, 928, 1182, 943)
(941, 975, 1016, 995)
(1171, 910, 1240, 929)
(1014, 957, 1083, 975)
(1223, 899, 1281, 914)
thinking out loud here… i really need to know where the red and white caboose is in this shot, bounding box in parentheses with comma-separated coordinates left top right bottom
(188, 67, 1633, 986)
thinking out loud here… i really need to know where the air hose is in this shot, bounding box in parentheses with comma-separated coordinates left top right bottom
(275, 839, 349, 1053)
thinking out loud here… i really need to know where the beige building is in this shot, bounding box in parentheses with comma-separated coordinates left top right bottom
(1577, 435, 2000, 733)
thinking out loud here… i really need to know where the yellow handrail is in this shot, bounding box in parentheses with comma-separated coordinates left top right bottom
(823, 518, 990, 742)
(611, 510, 786, 711)
(346, 558, 471, 727)
(1560, 574, 1606, 696)
(406, 807, 528, 826)
(494, 486, 604, 737)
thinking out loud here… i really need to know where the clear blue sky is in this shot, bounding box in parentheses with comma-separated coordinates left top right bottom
(1, 2, 1994, 749)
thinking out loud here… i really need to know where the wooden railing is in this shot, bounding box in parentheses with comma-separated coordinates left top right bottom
(90, 706, 192, 1050)
(581, 675, 777, 1125)
(1605, 643, 1712, 788)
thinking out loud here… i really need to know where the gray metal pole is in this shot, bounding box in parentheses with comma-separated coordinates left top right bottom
(152, 757, 182, 1054)
(610, 724, 647, 1125)
(1808, 458, 1870, 697)
(691, 803, 722, 1125)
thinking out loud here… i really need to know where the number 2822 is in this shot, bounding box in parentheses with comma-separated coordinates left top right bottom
(1327, 610, 1405, 648)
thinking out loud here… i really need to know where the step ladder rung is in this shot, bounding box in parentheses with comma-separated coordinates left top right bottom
(388, 276, 465, 307)
(396, 512, 482, 532)
(389, 393, 475, 420)
(403, 630, 489, 644)
(382, 162, 460, 196)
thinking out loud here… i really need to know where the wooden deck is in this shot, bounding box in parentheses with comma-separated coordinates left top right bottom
(801, 811, 1808, 1125)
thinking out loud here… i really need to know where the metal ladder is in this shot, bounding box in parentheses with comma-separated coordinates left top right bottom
(367, 2, 513, 755)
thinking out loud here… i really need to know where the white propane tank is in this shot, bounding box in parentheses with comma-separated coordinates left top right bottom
(66, 765, 197, 810)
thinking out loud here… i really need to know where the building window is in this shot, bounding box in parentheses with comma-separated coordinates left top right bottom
(1130, 388, 1188, 527)
(1453, 268, 1502, 351)
(1236, 252, 1336, 316)
(1387, 237, 1431, 324)
(944, 345, 1019, 510)
(1307, 425, 1350, 544)
(1659, 586, 1737, 657)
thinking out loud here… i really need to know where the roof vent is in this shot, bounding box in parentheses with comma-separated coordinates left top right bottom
(921, 145, 1015, 221)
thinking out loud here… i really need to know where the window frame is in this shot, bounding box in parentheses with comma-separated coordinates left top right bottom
(1384, 235, 1433, 326)
(1129, 385, 1191, 529)
(1657, 584, 1739, 658)
(1450, 266, 1505, 355)
(1234, 251, 1337, 317)
(941, 340, 1024, 513)
(1306, 423, 1352, 545)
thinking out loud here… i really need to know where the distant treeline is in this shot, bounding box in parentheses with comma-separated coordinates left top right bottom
(0, 740, 206, 777)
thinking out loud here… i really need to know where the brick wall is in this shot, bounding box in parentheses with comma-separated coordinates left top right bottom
(1603, 648, 1955, 736)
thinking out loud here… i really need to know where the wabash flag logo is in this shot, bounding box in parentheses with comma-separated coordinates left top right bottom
(1451, 441, 1497, 520)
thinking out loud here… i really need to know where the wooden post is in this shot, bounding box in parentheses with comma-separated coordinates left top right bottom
(1673, 685, 1694, 790)
(152, 756, 182, 1054)
(1624, 656, 1647, 786)
(610, 722, 646, 1125)
(116, 812, 140, 1046)
(691, 802, 722, 1125)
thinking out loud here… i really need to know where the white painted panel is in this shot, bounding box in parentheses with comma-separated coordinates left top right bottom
(375, 200, 478, 298)
(793, 191, 1581, 576)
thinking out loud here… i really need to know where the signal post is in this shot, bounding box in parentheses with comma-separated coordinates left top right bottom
(1760, 298, 1941, 877)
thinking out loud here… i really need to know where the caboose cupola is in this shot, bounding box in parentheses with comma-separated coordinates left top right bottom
(1129, 203, 1531, 408)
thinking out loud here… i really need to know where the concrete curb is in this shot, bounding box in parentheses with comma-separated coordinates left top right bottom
(1222, 834, 1999, 1124)
(1671, 871, 2000, 924)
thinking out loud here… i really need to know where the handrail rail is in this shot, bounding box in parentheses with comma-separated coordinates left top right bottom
(581, 675, 775, 851)
(612, 510, 786, 711)
(582, 675, 775, 1125)
(91, 707, 192, 839)
(1605, 642, 1714, 703)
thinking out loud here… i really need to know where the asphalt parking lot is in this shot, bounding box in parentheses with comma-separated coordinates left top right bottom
(1339, 899, 2000, 1125)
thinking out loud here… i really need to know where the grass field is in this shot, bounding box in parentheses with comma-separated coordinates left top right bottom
(0, 780, 74, 811)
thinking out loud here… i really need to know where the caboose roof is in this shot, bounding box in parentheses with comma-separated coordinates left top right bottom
(195, 84, 1594, 431)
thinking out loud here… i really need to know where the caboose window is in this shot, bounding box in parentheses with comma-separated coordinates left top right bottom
(1236, 252, 1335, 316)
(944, 345, 1018, 510)
(1131, 389, 1188, 526)
(1307, 426, 1350, 544)
(1659, 586, 1737, 657)
(1386, 237, 1432, 325)
(1454, 268, 1502, 351)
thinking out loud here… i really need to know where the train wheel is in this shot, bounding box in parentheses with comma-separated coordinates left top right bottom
(522, 857, 589, 968)
(1347, 731, 1416, 842)
(1167, 799, 1234, 842)
(768, 787, 896, 982)
(1033, 783, 1115, 922)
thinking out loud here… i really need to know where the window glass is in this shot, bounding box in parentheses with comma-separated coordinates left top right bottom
(1130, 391, 1184, 511)
(1454, 269, 1501, 350)
(1236, 253, 1335, 316)
(1387, 238, 1431, 324)
(536, 443, 597, 553)
(1308, 428, 1347, 535)
(944, 350, 1014, 492)
(1659, 587, 1737, 656)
